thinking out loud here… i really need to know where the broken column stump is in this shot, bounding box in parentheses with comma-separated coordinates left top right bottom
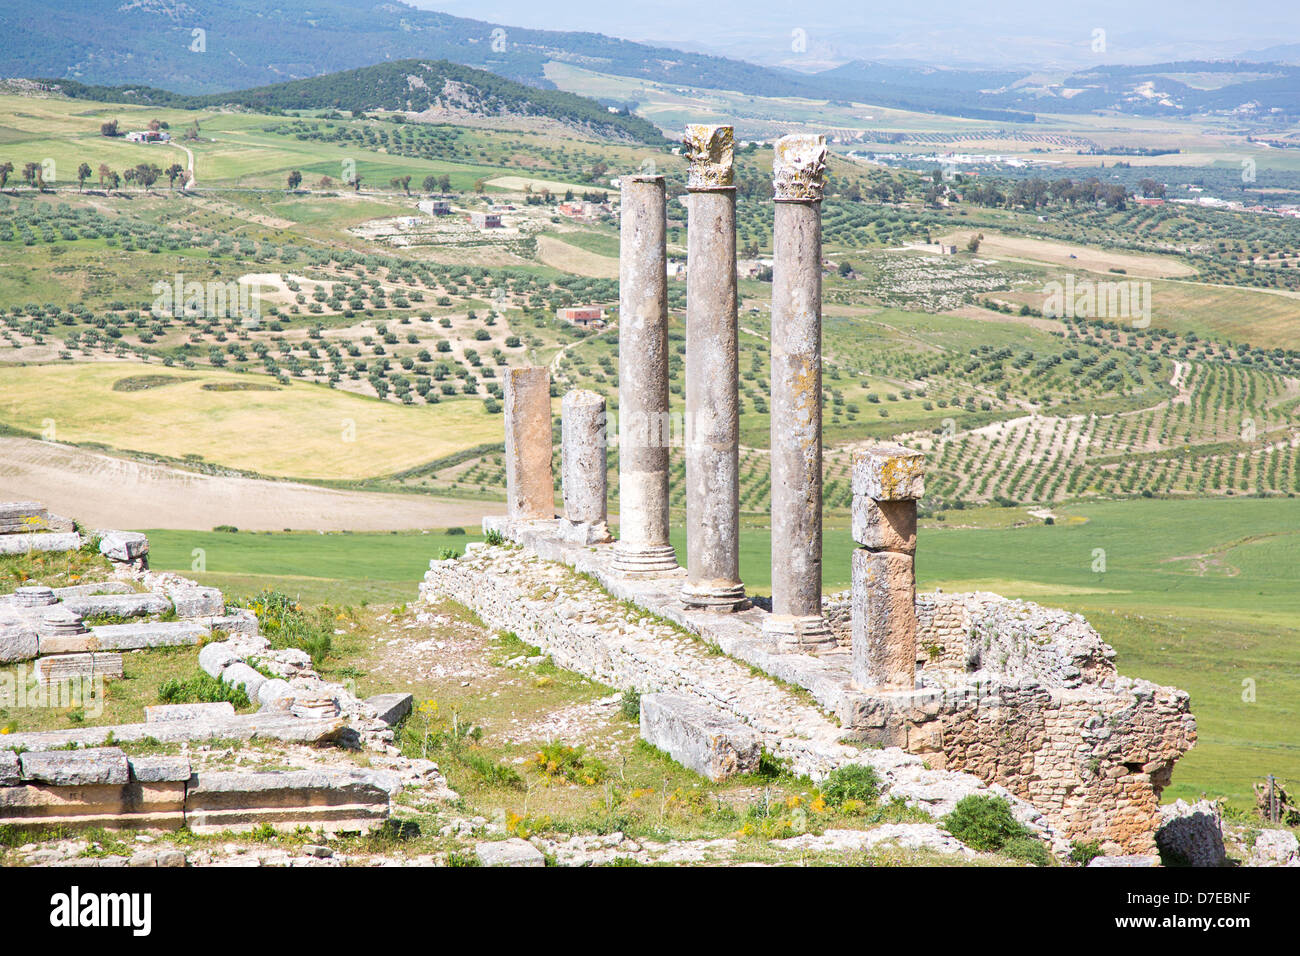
(503, 365, 555, 524)
(851, 444, 925, 689)
(560, 389, 612, 544)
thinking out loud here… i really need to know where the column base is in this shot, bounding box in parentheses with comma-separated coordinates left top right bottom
(681, 581, 747, 612)
(762, 614, 837, 651)
(558, 520, 613, 546)
(612, 543, 680, 576)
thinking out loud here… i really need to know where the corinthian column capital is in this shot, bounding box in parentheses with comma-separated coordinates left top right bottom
(684, 124, 734, 189)
(773, 133, 828, 202)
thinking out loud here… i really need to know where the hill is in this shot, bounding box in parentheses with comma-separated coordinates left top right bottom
(36, 59, 665, 143)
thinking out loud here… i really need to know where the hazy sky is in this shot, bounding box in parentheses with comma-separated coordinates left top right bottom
(407, 0, 1300, 67)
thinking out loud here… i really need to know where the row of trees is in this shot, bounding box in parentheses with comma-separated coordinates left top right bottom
(959, 176, 1132, 211)
(0, 157, 188, 192)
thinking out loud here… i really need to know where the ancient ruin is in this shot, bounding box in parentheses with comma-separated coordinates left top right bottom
(682, 124, 745, 611)
(445, 123, 1203, 858)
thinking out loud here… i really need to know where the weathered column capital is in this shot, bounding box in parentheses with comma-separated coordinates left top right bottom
(851, 444, 926, 501)
(684, 124, 734, 190)
(772, 133, 828, 202)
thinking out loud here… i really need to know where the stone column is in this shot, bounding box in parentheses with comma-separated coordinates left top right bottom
(851, 444, 924, 688)
(561, 389, 612, 544)
(504, 365, 554, 523)
(682, 124, 745, 611)
(613, 174, 679, 574)
(764, 134, 833, 650)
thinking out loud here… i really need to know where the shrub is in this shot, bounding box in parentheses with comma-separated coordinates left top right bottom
(619, 688, 641, 721)
(1069, 839, 1102, 867)
(238, 590, 333, 667)
(943, 795, 1051, 864)
(157, 673, 250, 709)
(820, 764, 882, 807)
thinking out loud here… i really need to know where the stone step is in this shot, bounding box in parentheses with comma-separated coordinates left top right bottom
(61, 592, 172, 620)
(87, 621, 209, 652)
(184, 769, 398, 835)
(0, 532, 81, 555)
(144, 702, 237, 723)
(0, 712, 347, 751)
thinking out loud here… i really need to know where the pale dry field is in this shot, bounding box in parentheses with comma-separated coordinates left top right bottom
(940, 231, 1197, 278)
(0, 437, 503, 531)
(535, 234, 620, 278)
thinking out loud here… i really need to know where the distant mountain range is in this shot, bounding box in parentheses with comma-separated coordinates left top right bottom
(2, 1, 1297, 123)
(39, 59, 665, 142)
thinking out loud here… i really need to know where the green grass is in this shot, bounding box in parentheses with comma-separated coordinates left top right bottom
(143, 528, 481, 605)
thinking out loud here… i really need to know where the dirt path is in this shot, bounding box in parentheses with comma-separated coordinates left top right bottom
(0, 437, 502, 531)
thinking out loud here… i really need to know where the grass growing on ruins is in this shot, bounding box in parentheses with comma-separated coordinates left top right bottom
(0, 645, 206, 734)
(0, 539, 114, 594)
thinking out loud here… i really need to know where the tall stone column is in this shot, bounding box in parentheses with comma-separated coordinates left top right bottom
(613, 174, 679, 574)
(765, 134, 833, 650)
(682, 124, 745, 611)
(850, 444, 925, 689)
(561, 388, 612, 544)
(503, 365, 554, 523)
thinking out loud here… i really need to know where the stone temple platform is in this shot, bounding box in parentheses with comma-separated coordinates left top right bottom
(423, 516, 1195, 856)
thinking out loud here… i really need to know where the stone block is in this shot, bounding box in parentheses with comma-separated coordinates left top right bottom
(53, 582, 134, 600)
(0, 618, 38, 663)
(367, 692, 414, 726)
(851, 444, 925, 501)
(202, 609, 260, 636)
(476, 838, 545, 867)
(61, 592, 172, 619)
(851, 549, 917, 689)
(0, 501, 50, 532)
(98, 531, 149, 563)
(183, 769, 397, 835)
(89, 621, 208, 651)
(851, 497, 917, 553)
(0, 750, 19, 787)
(0, 779, 186, 831)
(129, 756, 193, 783)
(1156, 799, 1226, 867)
(199, 641, 240, 677)
(639, 693, 760, 781)
(20, 747, 130, 786)
(168, 587, 225, 618)
(145, 702, 236, 723)
(0, 713, 346, 751)
(1088, 855, 1158, 867)
(33, 652, 123, 683)
(0, 532, 81, 556)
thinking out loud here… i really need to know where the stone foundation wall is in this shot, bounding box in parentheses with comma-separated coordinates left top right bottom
(0, 747, 398, 834)
(828, 590, 1117, 688)
(849, 677, 1195, 853)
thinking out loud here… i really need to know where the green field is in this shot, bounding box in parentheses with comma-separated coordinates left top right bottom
(143, 496, 1299, 809)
